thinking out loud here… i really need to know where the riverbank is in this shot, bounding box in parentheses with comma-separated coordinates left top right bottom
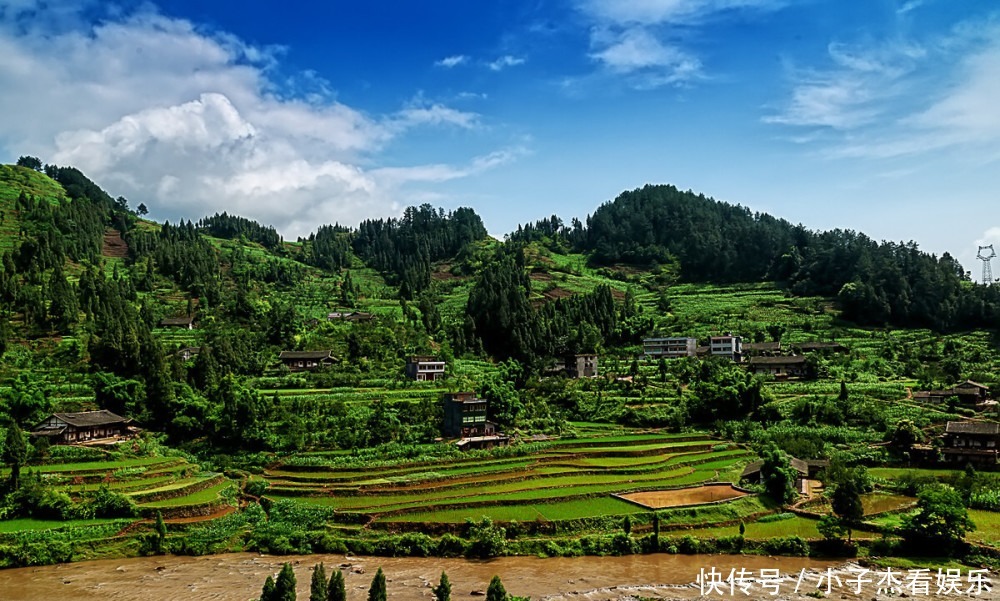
(5, 552, 993, 601)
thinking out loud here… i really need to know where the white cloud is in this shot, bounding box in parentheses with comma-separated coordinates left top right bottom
(579, 0, 783, 26)
(763, 40, 923, 130)
(768, 21, 1000, 163)
(0, 6, 514, 238)
(575, 0, 779, 89)
(590, 27, 702, 83)
(487, 55, 526, 71)
(435, 55, 468, 68)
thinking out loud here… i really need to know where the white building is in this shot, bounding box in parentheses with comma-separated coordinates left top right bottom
(709, 334, 743, 361)
(643, 337, 697, 358)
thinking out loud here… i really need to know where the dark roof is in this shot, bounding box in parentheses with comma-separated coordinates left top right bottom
(159, 316, 195, 326)
(409, 355, 441, 363)
(741, 456, 809, 478)
(175, 346, 201, 356)
(744, 342, 781, 352)
(946, 421, 1000, 435)
(49, 410, 128, 428)
(279, 350, 334, 360)
(792, 341, 846, 351)
(748, 355, 807, 366)
(956, 380, 990, 390)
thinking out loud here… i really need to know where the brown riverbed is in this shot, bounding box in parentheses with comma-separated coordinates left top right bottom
(0, 553, 892, 601)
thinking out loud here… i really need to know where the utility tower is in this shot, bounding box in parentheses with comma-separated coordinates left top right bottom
(978, 244, 996, 285)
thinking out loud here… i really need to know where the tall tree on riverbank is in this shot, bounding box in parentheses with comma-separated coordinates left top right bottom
(274, 563, 297, 601)
(486, 576, 508, 601)
(310, 564, 328, 601)
(368, 567, 387, 601)
(328, 568, 346, 601)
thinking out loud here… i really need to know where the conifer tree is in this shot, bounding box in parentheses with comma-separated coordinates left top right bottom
(367, 567, 387, 601)
(274, 563, 297, 601)
(327, 566, 346, 601)
(260, 575, 276, 601)
(433, 571, 451, 601)
(486, 575, 507, 601)
(310, 564, 328, 601)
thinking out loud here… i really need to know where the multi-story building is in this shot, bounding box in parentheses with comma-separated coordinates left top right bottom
(442, 392, 492, 438)
(709, 334, 743, 361)
(642, 337, 697, 358)
(405, 356, 446, 381)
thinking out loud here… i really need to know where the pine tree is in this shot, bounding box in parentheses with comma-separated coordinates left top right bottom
(310, 564, 328, 601)
(486, 575, 507, 601)
(328, 567, 346, 601)
(274, 563, 297, 601)
(260, 575, 276, 601)
(367, 567, 387, 601)
(433, 571, 451, 601)
(2, 423, 27, 488)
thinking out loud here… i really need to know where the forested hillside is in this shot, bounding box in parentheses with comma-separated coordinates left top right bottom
(512, 184, 1000, 331)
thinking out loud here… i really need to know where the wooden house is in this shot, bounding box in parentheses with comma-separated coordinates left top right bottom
(174, 346, 201, 361)
(159, 316, 195, 329)
(747, 355, 808, 378)
(941, 421, 1000, 467)
(31, 410, 131, 444)
(279, 350, 336, 371)
(406, 356, 446, 381)
(914, 380, 992, 405)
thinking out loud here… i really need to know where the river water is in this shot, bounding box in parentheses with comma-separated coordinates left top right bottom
(0, 553, 993, 601)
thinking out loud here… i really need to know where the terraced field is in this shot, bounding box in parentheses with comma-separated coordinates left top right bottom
(264, 432, 757, 525)
(0, 450, 235, 523)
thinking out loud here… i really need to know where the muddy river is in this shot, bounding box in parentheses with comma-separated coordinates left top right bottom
(0, 553, 993, 601)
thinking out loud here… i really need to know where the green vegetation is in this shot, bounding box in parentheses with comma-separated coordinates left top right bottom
(0, 161, 998, 567)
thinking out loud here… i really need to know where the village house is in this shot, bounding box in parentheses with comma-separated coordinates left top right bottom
(279, 350, 336, 372)
(174, 346, 201, 361)
(941, 420, 1000, 467)
(913, 380, 992, 405)
(743, 341, 782, 355)
(564, 354, 598, 378)
(159, 316, 195, 329)
(709, 334, 743, 362)
(442, 392, 493, 438)
(405, 356, 446, 381)
(791, 341, 847, 354)
(31, 410, 132, 445)
(327, 311, 375, 322)
(746, 355, 808, 378)
(740, 456, 810, 491)
(642, 337, 697, 358)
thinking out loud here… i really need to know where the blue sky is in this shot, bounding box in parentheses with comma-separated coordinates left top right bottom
(0, 0, 998, 276)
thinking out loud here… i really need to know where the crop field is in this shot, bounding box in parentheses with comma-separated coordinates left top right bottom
(619, 484, 749, 509)
(0, 450, 234, 522)
(264, 432, 757, 525)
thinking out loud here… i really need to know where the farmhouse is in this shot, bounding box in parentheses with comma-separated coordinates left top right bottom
(174, 346, 201, 361)
(743, 341, 781, 355)
(791, 341, 847, 353)
(643, 337, 697, 358)
(941, 420, 1000, 467)
(406, 356, 446, 381)
(709, 334, 743, 361)
(914, 380, 992, 405)
(328, 311, 375, 322)
(741, 455, 812, 493)
(746, 355, 808, 378)
(279, 350, 336, 371)
(31, 410, 132, 444)
(442, 392, 494, 438)
(159, 316, 195, 329)
(564, 354, 598, 378)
